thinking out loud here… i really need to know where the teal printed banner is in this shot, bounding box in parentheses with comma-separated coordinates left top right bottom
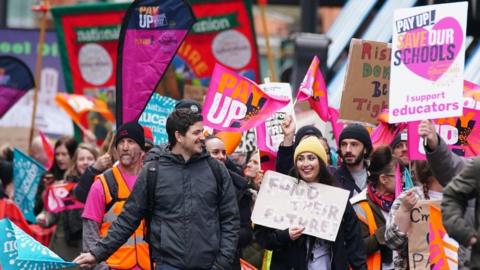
(0, 218, 77, 269)
(138, 93, 176, 145)
(13, 148, 46, 224)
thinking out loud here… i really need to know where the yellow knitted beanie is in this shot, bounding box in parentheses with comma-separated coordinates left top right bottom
(293, 136, 328, 165)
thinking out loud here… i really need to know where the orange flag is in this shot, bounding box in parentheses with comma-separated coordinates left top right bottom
(429, 205, 458, 270)
(55, 93, 114, 131)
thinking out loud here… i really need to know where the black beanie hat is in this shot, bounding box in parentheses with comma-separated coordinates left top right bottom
(115, 121, 145, 150)
(390, 131, 408, 148)
(294, 125, 323, 147)
(175, 99, 202, 113)
(339, 123, 372, 155)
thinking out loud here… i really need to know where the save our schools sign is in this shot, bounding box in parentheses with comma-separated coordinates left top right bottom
(202, 64, 289, 132)
(388, 2, 468, 123)
(251, 171, 350, 241)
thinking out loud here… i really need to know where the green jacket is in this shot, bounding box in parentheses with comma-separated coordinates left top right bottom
(442, 157, 480, 268)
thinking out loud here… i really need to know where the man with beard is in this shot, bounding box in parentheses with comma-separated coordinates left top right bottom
(334, 123, 373, 197)
(75, 109, 240, 270)
(391, 131, 409, 167)
(80, 121, 150, 270)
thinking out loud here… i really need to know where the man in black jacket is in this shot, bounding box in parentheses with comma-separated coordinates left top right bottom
(333, 123, 372, 197)
(74, 109, 240, 270)
(205, 135, 253, 270)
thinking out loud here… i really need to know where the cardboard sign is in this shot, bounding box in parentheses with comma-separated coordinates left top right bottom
(389, 2, 468, 123)
(408, 200, 441, 270)
(251, 171, 350, 241)
(340, 39, 391, 125)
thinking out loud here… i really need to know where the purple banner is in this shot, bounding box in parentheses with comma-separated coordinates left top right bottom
(116, 0, 195, 125)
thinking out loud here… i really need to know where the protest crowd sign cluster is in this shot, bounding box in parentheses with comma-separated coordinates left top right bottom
(1, 1, 479, 270)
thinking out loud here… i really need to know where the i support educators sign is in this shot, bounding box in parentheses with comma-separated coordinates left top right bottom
(389, 2, 468, 123)
(251, 171, 349, 241)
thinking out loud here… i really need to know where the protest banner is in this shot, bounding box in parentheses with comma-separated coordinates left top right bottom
(44, 182, 84, 214)
(116, 0, 195, 126)
(233, 129, 257, 153)
(0, 29, 73, 136)
(389, 2, 468, 123)
(256, 83, 294, 171)
(340, 39, 390, 125)
(13, 149, 46, 224)
(0, 219, 76, 270)
(251, 171, 350, 241)
(409, 200, 438, 270)
(175, 0, 260, 90)
(138, 93, 176, 145)
(0, 56, 35, 118)
(408, 80, 480, 160)
(203, 64, 289, 132)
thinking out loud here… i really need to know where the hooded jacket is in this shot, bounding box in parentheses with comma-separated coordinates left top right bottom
(90, 145, 240, 270)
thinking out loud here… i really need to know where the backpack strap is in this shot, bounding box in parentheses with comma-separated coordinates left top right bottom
(144, 161, 158, 269)
(102, 169, 119, 213)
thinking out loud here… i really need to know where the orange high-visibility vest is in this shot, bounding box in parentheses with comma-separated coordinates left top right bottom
(354, 201, 382, 270)
(99, 165, 151, 270)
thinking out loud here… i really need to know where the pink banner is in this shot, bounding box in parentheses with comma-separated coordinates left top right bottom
(44, 182, 84, 213)
(203, 64, 289, 132)
(408, 80, 480, 160)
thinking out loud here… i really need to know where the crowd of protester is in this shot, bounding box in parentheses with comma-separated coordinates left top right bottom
(1, 99, 480, 270)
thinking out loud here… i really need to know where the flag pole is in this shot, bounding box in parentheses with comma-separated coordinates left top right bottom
(29, 0, 50, 154)
(258, 1, 277, 81)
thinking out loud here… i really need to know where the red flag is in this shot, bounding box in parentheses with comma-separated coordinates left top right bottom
(296, 56, 329, 121)
(38, 131, 54, 170)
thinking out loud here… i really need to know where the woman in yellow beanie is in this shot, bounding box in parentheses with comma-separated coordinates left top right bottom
(254, 136, 367, 270)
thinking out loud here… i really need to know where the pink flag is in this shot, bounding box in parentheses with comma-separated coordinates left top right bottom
(203, 64, 289, 132)
(408, 80, 480, 160)
(370, 110, 407, 148)
(296, 56, 329, 121)
(38, 131, 54, 170)
(328, 107, 344, 143)
(44, 182, 84, 213)
(394, 163, 403, 198)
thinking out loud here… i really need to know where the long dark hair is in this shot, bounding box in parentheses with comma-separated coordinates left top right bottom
(412, 160, 434, 199)
(50, 136, 78, 180)
(290, 154, 337, 187)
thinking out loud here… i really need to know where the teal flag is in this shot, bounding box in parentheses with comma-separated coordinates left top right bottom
(138, 93, 176, 145)
(0, 218, 77, 269)
(13, 148, 46, 223)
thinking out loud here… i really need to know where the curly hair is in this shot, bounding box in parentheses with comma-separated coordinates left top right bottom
(166, 108, 203, 147)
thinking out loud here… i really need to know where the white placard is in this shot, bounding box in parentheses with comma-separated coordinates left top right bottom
(389, 2, 468, 123)
(251, 171, 350, 241)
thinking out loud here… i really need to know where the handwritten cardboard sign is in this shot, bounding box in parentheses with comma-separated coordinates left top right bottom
(340, 39, 391, 125)
(251, 171, 350, 241)
(408, 200, 441, 270)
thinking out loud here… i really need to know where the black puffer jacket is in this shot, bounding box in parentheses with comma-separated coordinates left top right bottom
(254, 202, 366, 270)
(90, 146, 240, 270)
